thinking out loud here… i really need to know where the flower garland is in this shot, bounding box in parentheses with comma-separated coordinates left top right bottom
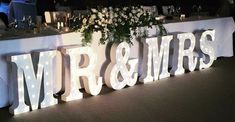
(71, 6, 167, 45)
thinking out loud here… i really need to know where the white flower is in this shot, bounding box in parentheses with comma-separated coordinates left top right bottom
(131, 18, 134, 22)
(130, 21, 133, 25)
(108, 19, 112, 24)
(137, 13, 142, 18)
(102, 8, 108, 13)
(114, 13, 118, 18)
(98, 21, 102, 25)
(82, 18, 87, 24)
(121, 13, 125, 17)
(74, 6, 159, 45)
(105, 19, 109, 24)
(101, 18, 105, 23)
(109, 7, 113, 10)
(91, 14, 96, 19)
(89, 18, 94, 24)
(120, 10, 125, 14)
(135, 16, 139, 20)
(80, 25, 86, 32)
(105, 13, 109, 17)
(91, 8, 98, 13)
(94, 25, 99, 28)
(102, 24, 106, 27)
(98, 12, 103, 19)
(131, 10, 137, 14)
(115, 8, 120, 11)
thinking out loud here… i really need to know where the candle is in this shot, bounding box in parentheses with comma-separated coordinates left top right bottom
(57, 22, 60, 30)
(155, 17, 161, 21)
(61, 22, 64, 28)
(180, 14, 185, 21)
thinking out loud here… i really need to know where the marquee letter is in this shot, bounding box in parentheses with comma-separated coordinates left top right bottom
(199, 30, 216, 69)
(61, 46, 102, 102)
(140, 35, 173, 83)
(105, 42, 138, 90)
(170, 33, 197, 75)
(9, 50, 57, 115)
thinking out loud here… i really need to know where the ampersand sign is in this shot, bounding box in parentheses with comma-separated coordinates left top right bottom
(105, 42, 138, 90)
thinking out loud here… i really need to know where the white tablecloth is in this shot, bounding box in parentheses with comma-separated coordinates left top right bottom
(165, 17, 235, 57)
(0, 17, 234, 108)
(130, 17, 235, 58)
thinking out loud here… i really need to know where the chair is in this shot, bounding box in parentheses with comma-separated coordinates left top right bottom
(162, 5, 175, 16)
(8, 1, 36, 27)
(142, 6, 158, 16)
(44, 11, 68, 24)
(0, 12, 8, 28)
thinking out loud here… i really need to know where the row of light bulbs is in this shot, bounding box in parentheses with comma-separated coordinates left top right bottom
(9, 30, 215, 115)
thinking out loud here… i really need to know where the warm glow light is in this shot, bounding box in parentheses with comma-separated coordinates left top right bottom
(9, 50, 57, 115)
(105, 42, 138, 90)
(6, 30, 217, 115)
(140, 35, 172, 83)
(61, 46, 102, 102)
(199, 30, 216, 69)
(170, 33, 197, 75)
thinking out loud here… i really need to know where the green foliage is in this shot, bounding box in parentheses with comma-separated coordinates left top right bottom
(72, 6, 167, 45)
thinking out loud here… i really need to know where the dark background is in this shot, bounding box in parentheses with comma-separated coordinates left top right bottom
(36, 0, 222, 15)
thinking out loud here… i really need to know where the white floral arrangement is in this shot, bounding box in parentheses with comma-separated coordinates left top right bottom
(72, 6, 166, 45)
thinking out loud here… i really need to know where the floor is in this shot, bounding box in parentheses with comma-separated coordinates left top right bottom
(1, 57, 235, 122)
